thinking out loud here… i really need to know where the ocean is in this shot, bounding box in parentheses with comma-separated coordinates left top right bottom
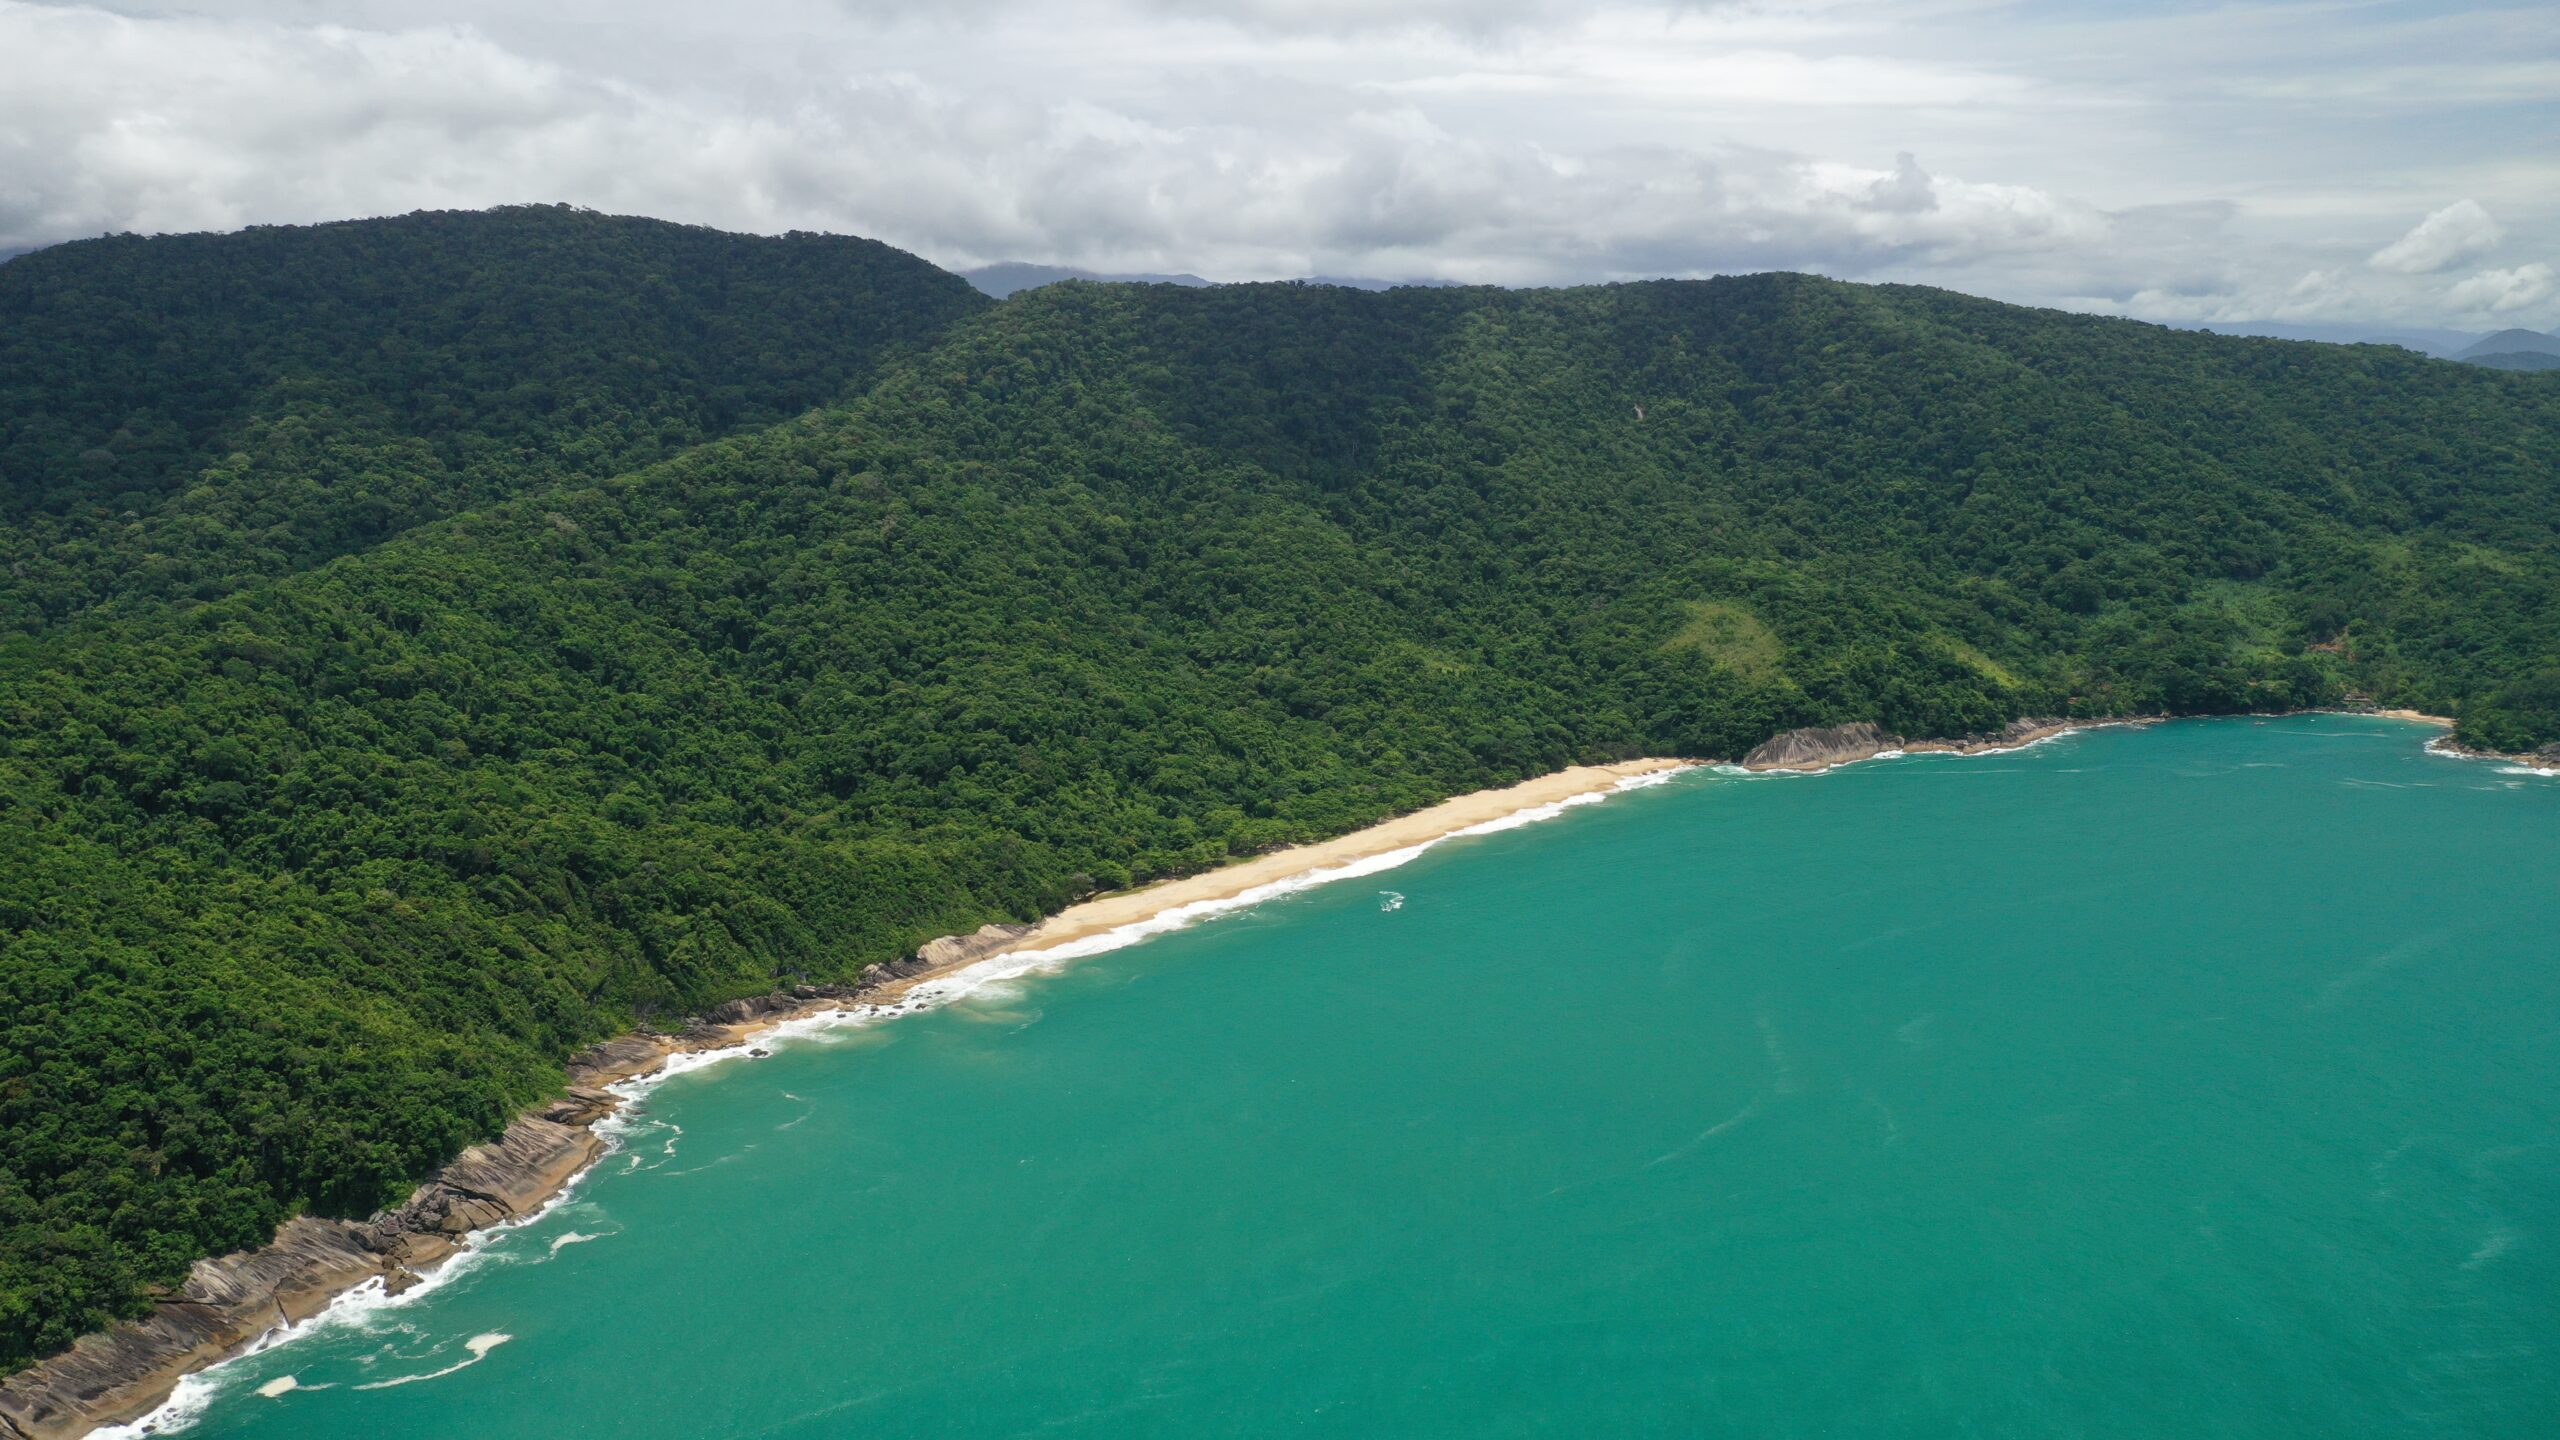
(126, 717, 2560, 1438)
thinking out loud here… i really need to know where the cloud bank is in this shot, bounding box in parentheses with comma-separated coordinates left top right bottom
(1, 0, 2550, 329)
(2370, 200, 2503, 275)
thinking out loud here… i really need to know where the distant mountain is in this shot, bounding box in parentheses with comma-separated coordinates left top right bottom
(2456, 328, 2560, 362)
(2467, 350, 2560, 373)
(2192, 321, 2481, 358)
(1297, 274, 1466, 291)
(2183, 322, 2560, 370)
(962, 263, 1463, 297)
(963, 262, 1212, 298)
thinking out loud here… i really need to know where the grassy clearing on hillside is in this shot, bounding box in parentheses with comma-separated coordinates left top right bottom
(1664, 601, 1783, 682)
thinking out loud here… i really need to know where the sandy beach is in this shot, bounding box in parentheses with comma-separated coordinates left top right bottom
(611, 757, 1696, 1041)
(960, 760, 1689, 959)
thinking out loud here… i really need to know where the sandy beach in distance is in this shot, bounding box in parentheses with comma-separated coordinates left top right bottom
(951, 758, 1691, 965)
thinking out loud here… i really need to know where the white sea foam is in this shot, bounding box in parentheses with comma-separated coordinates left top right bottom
(2463, 1227, 2520, 1271)
(251, 1374, 332, 1399)
(86, 1153, 602, 1435)
(1947, 726, 2087, 759)
(351, 1333, 512, 1390)
(1725, 724, 2098, 780)
(89, 1372, 224, 1437)
(2418, 730, 2558, 779)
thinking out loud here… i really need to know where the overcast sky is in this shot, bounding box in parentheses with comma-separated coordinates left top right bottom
(4, 0, 2554, 329)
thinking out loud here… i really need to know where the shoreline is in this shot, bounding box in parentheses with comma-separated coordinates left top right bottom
(13, 709, 2544, 1437)
(7, 759, 1689, 1440)
(1733, 715, 2140, 773)
(2372, 708, 2560, 773)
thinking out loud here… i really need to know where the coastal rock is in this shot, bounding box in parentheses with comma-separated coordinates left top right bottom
(917, 921, 1035, 971)
(0, 1120, 602, 1440)
(566, 1032, 676, 1087)
(540, 1085, 619, 1126)
(704, 991, 820, 1026)
(1743, 722, 1898, 771)
(5, 912, 1048, 1433)
(0, 1221, 383, 1440)
(1995, 716, 2069, 745)
(426, 1117, 605, 1219)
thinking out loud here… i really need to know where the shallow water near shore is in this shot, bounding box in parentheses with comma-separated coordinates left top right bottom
(147, 717, 2559, 1438)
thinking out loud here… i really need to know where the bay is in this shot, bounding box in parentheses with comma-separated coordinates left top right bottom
(151, 717, 2560, 1438)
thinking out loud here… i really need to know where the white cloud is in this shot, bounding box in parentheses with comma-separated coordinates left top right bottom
(2369, 199, 2503, 274)
(2449, 262, 2555, 316)
(0, 2, 2096, 285)
(1, 0, 2551, 330)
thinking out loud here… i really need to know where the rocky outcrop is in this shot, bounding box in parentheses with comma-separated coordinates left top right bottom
(566, 1032, 678, 1087)
(0, 1119, 602, 1440)
(399, 1118, 603, 1239)
(2433, 736, 2560, 771)
(0, 916, 1045, 1439)
(1743, 722, 1898, 770)
(0, 1219, 384, 1440)
(1745, 717, 2086, 771)
(1902, 716, 2076, 756)
(917, 921, 1037, 971)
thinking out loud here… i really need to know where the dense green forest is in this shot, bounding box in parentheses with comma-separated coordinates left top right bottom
(4, 210, 2558, 1371)
(0, 205, 986, 632)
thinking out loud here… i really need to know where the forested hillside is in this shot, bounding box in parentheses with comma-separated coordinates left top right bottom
(0, 206, 986, 631)
(5, 215, 2559, 1370)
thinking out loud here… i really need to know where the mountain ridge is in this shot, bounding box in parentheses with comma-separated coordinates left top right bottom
(2457, 327, 2560, 362)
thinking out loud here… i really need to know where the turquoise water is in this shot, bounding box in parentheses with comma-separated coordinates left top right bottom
(145, 718, 2559, 1439)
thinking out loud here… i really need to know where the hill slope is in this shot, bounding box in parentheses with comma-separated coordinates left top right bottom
(2467, 350, 2560, 373)
(5, 234, 2560, 1371)
(0, 206, 986, 632)
(2457, 328, 2560, 363)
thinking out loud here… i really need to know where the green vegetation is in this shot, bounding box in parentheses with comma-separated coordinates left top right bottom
(1665, 602, 1783, 682)
(0, 204, 986, 632)
(5, 212, 2559, 1371)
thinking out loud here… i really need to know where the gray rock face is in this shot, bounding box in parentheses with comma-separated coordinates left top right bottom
(917, 921, 1036, 971)
(4, 915, 1069, 1438)
(0, 1118, 604, 1440)
(0, 1219, 384, 1440)
(1743, 722, 1898, 770)
(566, 1031, 674, 1086)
